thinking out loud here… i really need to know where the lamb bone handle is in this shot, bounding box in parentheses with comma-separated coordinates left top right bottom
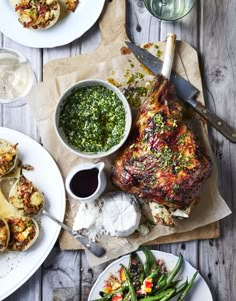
(187, 98, 236, 143)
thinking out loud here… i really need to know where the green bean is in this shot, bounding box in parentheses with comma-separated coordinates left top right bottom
(152, 279, 166, 295)
(157, 274, 166, 284)
(175, 279, 188, 294)
(139, 289, 175, 301)
(152, 254, 183, 295)
(168, 280, 181, 288)
(152, 279, 179, 295)
(142, 247, 158, 272)
(123, 292, 131, 301)
(147, 266, 160, 279)
(152, 279, 188, 301)
(143, 257, 152, 277)
(159, 289, 176, 301)
(177, 271, 199, 301)
(166, 254, 184, 284)
(121, 264, 137, 301)
(95, 286, 126, 301)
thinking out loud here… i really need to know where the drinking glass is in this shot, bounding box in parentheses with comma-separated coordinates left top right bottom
(0, 48, 36, 107)
(144, 0, 196, 21)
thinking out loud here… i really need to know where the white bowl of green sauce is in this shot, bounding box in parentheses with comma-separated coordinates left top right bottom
(54, 79, 132, 159)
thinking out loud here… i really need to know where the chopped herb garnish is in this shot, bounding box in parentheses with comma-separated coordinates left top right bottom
(151, 144, 194, 172)
(59, 85, 126, 153)
(153, 113, 165, 133)
(123, 86, 148, 108)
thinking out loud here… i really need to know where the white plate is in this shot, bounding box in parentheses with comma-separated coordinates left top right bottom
(0, 0, 105, 48)
(0, 127, 66, 300)
(88, 250, 213, 301)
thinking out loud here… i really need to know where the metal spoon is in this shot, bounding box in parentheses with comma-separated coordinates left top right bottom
(41, 209, 106, 257)
(1, 174, 106, 258)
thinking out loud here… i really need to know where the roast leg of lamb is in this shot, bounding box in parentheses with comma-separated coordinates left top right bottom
(112, 34, 212, 225)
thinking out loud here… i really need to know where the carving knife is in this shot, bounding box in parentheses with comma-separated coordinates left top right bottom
(125, 41, 236, 143)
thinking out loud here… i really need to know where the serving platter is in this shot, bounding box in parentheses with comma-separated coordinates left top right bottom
(0, 127, 66, 300)
(0, 0, 105, 48)
(88, 250, 213, 301)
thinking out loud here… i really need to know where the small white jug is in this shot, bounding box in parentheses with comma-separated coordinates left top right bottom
(65, 162, 107, 202)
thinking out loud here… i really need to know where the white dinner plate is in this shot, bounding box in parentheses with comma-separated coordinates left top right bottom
(88, 250, 213, 301)
(0, 0, 105, 48)
(0, 127, 66, 300)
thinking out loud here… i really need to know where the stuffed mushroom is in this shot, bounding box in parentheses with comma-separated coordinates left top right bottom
(15, 0, 60, 30)
(9, 175, 45, 217)
(6, 217, 39, 251)
(0, 139, 18, 177)
(0, 218, 10, 252)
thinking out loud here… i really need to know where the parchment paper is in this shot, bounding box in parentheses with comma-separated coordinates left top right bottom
(27, 41, 231, 266)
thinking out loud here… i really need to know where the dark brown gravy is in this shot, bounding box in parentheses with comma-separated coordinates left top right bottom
(69, 168, 99, 198)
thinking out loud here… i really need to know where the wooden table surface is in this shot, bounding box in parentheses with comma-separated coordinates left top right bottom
(1, 1, 235, 300)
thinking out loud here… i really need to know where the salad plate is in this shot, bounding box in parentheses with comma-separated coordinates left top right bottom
(0, 127, 66, 300)
(88, 250, 213, 301)
(0, 0, 105, 48)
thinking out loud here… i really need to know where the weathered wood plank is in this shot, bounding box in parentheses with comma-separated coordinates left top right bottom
(198, 0, 236, 300)
(126, 0, 161, 43)
(42, 247, 81, 301)
(80, 251, 109, 301)
(160, 1, 199, 47)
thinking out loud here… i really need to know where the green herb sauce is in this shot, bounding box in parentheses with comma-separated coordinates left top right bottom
(59, 85, 126, 153)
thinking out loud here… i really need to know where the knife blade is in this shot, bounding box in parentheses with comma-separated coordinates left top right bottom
(125, 41, 236, 143)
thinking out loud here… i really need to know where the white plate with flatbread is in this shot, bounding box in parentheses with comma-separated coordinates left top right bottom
(0, 127, 66, 300)
(0, 0, 105, 48)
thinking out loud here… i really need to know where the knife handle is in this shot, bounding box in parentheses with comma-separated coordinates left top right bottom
(187, 98, 236, 143)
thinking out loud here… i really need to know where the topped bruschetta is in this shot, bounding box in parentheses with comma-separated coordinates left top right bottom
(15, 0, 60, 30)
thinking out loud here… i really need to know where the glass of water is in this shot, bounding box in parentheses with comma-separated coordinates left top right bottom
(144, 0, 196, 21)
(0, 48, 36, 107)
